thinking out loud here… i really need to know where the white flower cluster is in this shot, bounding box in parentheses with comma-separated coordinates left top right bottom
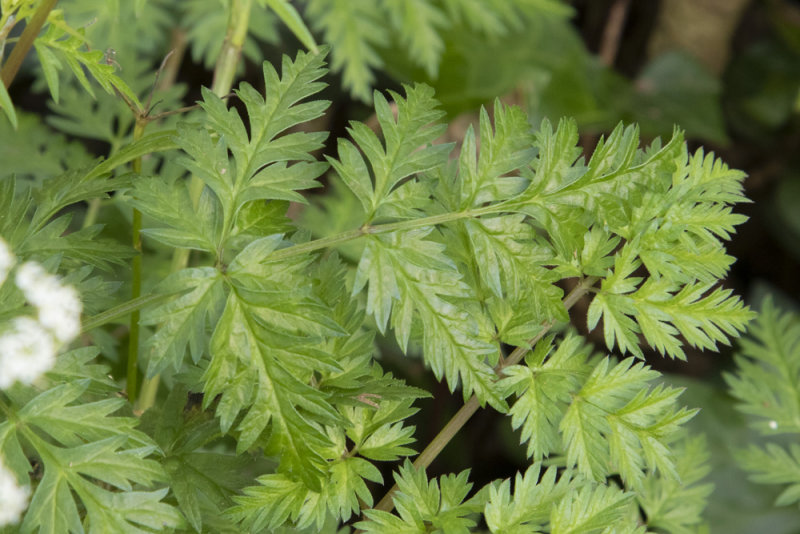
(0, 457, 29, 527)
(0, 237, 82, 390)
(15, 262, 82, 344)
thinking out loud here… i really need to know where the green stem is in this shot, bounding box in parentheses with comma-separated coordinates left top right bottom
(82, 198, 102, 229)
(211, 0, 253, 97)
(268, 227, 369, 262)
(369, 276, 599, 515)
(0, 0, 59, 88)
(127, 119, 147, 403)
(269, 205, 500, 263)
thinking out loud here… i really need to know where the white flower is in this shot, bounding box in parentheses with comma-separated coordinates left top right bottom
(15, 262, 61, 307)
(14, 262, 82, 344)
(0, 317, 56, 389)
(0, 237, 13, 286)
(36, 285, 81, 344)
(0, 457, 29, 526)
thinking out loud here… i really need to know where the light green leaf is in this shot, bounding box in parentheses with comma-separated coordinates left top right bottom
(128, 177, 221, 253)
(203, 291, 338, 490)
(637, 435, 713, 532)
(549, 484, 632, 534)
(357, 460, 484, 534)
(34, 14, 141, 109)
(502, 335, 693, 487)
(353, 229, 505, 409)
(484, 463, 577, 534)
(263, 0, 318, 52)
(328, 84, 450, 218)
(176, 49, 330, 252)
(457, 103, 535, 209)
(141, 267, 226, 375)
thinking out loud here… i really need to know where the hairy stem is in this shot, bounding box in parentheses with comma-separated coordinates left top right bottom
(0, 0, 59, 88)
(269, 204, 502, 262)
(127, 119, 147, 403)
(369, 275, 599, 515)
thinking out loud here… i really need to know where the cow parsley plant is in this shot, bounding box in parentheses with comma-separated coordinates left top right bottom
(0, 1, 768, 532)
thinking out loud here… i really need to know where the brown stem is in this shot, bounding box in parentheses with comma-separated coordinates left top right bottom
(369, 276, 599, 515)
(1, 0, 59, 88)
(598, 0, 631, 67)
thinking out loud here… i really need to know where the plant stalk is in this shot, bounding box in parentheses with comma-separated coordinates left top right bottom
(126, 118, 147, 403)
(269, 205, 502, 263)
(211, 0, 253, 97)
(0, 0, 59, 88)
(369, 275, 599, 515)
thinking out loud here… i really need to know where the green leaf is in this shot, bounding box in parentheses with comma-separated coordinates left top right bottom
(20, 216, 133, 272)
(305, 0, 388, 101)
(353, 229, 506, 410)
(484, 462, 578, 533)
(263, 0, 319, 53)
(441, 0, 527, 36)
(637, 435, 713, 532)
(141, 267, 226, 375)
(588, 239, 753, 360)
(326, 455, 383, 521)
(229, 426, 384, 530)
(138, 385, 258, 533)
(562, 357, 692, 485)
(227, 473, 312, 531)
(34, 14, 141, 108)
(463, 215, 560, 301)
(328, 84, 450, 218)
(0, 380, 181, 533)
(384, 0, 448, 77)
(203, 291, 338, 490)
(356, 460, 485, 534)
(500, 335, 590, 461)
(726, 298, 800, 434)
(175, 49, 330, 252)
(456, 103, 535, 209)
(735, 443, 800, 507)
(725, 299, 800, 508)
(549, 483, 632, 534)
(502, 334, 694, 487)
(87, 129, 179, 179)
(128, 176, 221, 253)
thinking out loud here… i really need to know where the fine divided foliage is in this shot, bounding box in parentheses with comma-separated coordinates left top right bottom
(301, 0, 572, 101)
(0, 8, 756, 531)
(0, 352, 183, 532)
(726, 299, 800, 508)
